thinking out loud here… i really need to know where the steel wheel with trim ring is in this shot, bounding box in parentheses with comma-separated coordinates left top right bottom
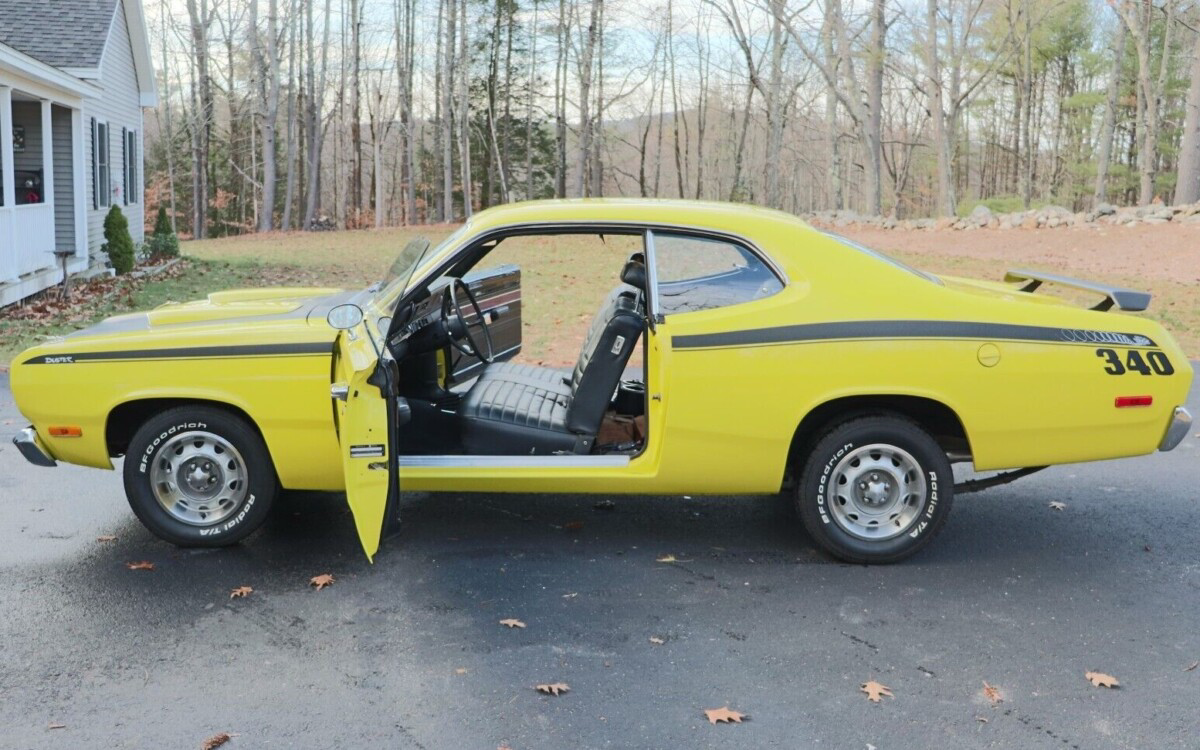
(123, 406, 277, 547)
(796, 415, 954, 564)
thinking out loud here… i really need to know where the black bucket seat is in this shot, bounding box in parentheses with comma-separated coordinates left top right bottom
(458, 259, 647, 455)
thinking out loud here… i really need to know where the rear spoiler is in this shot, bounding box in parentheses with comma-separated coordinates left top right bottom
(1003, 269, 1150, 312)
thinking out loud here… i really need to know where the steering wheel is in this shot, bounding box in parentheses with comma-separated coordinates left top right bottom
(443, 278, 495, 364)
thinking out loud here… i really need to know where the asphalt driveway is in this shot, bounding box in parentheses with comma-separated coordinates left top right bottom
(1, 369, 1197, 749)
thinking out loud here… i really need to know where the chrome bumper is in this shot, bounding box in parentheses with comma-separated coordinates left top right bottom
(1159, 407, 1192, 452)
(12, 427, 56, 467)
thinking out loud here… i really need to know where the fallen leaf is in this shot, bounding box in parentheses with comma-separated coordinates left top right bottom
(704, 706, 746, 724)
(975, 716, 989, 724)
(1049, 501, 1066, 511)
(96, 535, 117, 542)
(48, 722, 66, 729)
(499, 618, 526, 629)
(656, 554, 678, 563)
(861, 680, 893, 702)
(649, 636, 665, 645)
(982, 681, 1002, 704)
(229, 586, 253, 599)
(535, 682, 570, 696)
(202, 732, 233, 749)
(563, 521, 584, 531)
(1185, 661, 1198, 672)
(125, 561, 155, 571)
(562, 592, 578, 599)
(1085, 671, 1120, 688)
(309, 573, 334, 590)
(455, 668, 468, 675)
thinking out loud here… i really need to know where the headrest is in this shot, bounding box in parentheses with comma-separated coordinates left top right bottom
(621, 260, 647, 290)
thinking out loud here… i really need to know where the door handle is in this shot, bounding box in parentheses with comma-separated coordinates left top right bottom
(331, 383, 349, 401)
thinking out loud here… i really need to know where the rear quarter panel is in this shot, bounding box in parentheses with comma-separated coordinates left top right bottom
(654, 223, 1191, 488)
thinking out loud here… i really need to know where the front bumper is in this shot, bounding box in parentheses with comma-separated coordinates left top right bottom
(12, 427, 56, 467)
(1159, 407, 1192, 452)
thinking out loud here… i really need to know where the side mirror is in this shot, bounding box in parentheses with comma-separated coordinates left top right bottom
(326, 303, 364, 330)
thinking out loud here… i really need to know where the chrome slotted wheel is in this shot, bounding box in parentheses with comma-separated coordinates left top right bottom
(149, 430, 250, 526)
(828, 443, 927, 541)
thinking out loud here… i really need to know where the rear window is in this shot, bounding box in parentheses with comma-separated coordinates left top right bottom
(652, 232, 784, 315)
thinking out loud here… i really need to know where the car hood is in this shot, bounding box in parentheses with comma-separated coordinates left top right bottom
(66, 287, 351, 338)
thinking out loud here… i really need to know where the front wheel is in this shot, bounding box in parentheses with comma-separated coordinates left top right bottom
(123, 406, 276, 547)
(796, 415, 953, 564)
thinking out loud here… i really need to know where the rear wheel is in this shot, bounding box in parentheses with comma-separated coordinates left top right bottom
(796, 415, 953, 564)
(122, 406, 276, 547)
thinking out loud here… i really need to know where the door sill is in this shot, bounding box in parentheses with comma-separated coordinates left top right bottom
(397, 454, 631, 468)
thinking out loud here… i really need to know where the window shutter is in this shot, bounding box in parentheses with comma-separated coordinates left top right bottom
(90, 117, 97, 209)
(131, 131, 138, 203)
(121, 127, 127, 205)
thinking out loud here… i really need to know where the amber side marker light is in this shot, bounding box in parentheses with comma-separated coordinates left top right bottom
(1115, 396, 1153, 408)
(47, 426, 83, 437)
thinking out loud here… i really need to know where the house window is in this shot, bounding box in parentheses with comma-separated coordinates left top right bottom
(93, 119, 109, 208)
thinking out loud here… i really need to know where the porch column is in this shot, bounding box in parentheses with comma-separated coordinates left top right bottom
(0, 86, 13, 209)
(40, 99, 53, 207)
(71, 107, 86, 258)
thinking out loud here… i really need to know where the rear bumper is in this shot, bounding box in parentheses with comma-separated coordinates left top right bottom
(1159, 407, 1192, 452)
(12, 427, 56, 467)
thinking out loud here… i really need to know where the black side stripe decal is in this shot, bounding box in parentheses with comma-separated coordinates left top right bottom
(23, 341, 333, 364)
(671, 321, 1158, 350)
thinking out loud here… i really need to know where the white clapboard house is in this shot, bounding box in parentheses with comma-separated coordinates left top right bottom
(0, 0, 155, 306)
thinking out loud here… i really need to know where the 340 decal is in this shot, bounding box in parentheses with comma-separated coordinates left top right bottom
(1095, 347, 1174, 376)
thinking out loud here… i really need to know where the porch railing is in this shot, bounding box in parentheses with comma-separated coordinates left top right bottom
(0, 203, 56, 282)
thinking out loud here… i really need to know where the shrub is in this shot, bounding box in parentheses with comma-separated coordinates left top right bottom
(146, 205, 180, 258)
(102, 205, 135, 274)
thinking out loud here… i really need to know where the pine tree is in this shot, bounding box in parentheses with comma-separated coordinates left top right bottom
(102, 205, 136, 274)
(148, 205, 180, 258)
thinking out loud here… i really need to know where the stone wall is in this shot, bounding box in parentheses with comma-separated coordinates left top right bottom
(805, 202, 1200, 231)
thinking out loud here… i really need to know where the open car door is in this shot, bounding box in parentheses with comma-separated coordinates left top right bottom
(331, 320, 395, 562)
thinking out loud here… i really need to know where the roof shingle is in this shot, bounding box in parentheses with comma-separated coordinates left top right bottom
(0, 0, 117, 69)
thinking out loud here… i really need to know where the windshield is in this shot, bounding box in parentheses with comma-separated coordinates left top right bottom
(375, 237, 432, 308)
(373, 225, 471, 313)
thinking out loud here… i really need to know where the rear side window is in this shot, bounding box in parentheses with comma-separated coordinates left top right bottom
(651, 232, 783, 315)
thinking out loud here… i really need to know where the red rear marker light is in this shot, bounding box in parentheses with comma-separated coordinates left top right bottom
(47, 425, 83, 437)
(1115, 396, 1153, 408)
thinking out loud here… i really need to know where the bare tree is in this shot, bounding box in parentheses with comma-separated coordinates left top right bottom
(184, 0, 214, 238)
(1114, 0, 1175, 205)
(303, 0, 332, 229)
(1176, 29, 1200, 204)
(575, 0, 602, 197)
(1095, 19, 1127, 205)
(250, 0, 282, 231)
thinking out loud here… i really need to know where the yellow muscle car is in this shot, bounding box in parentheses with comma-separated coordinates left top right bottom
(9, 199, 1193, 564)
